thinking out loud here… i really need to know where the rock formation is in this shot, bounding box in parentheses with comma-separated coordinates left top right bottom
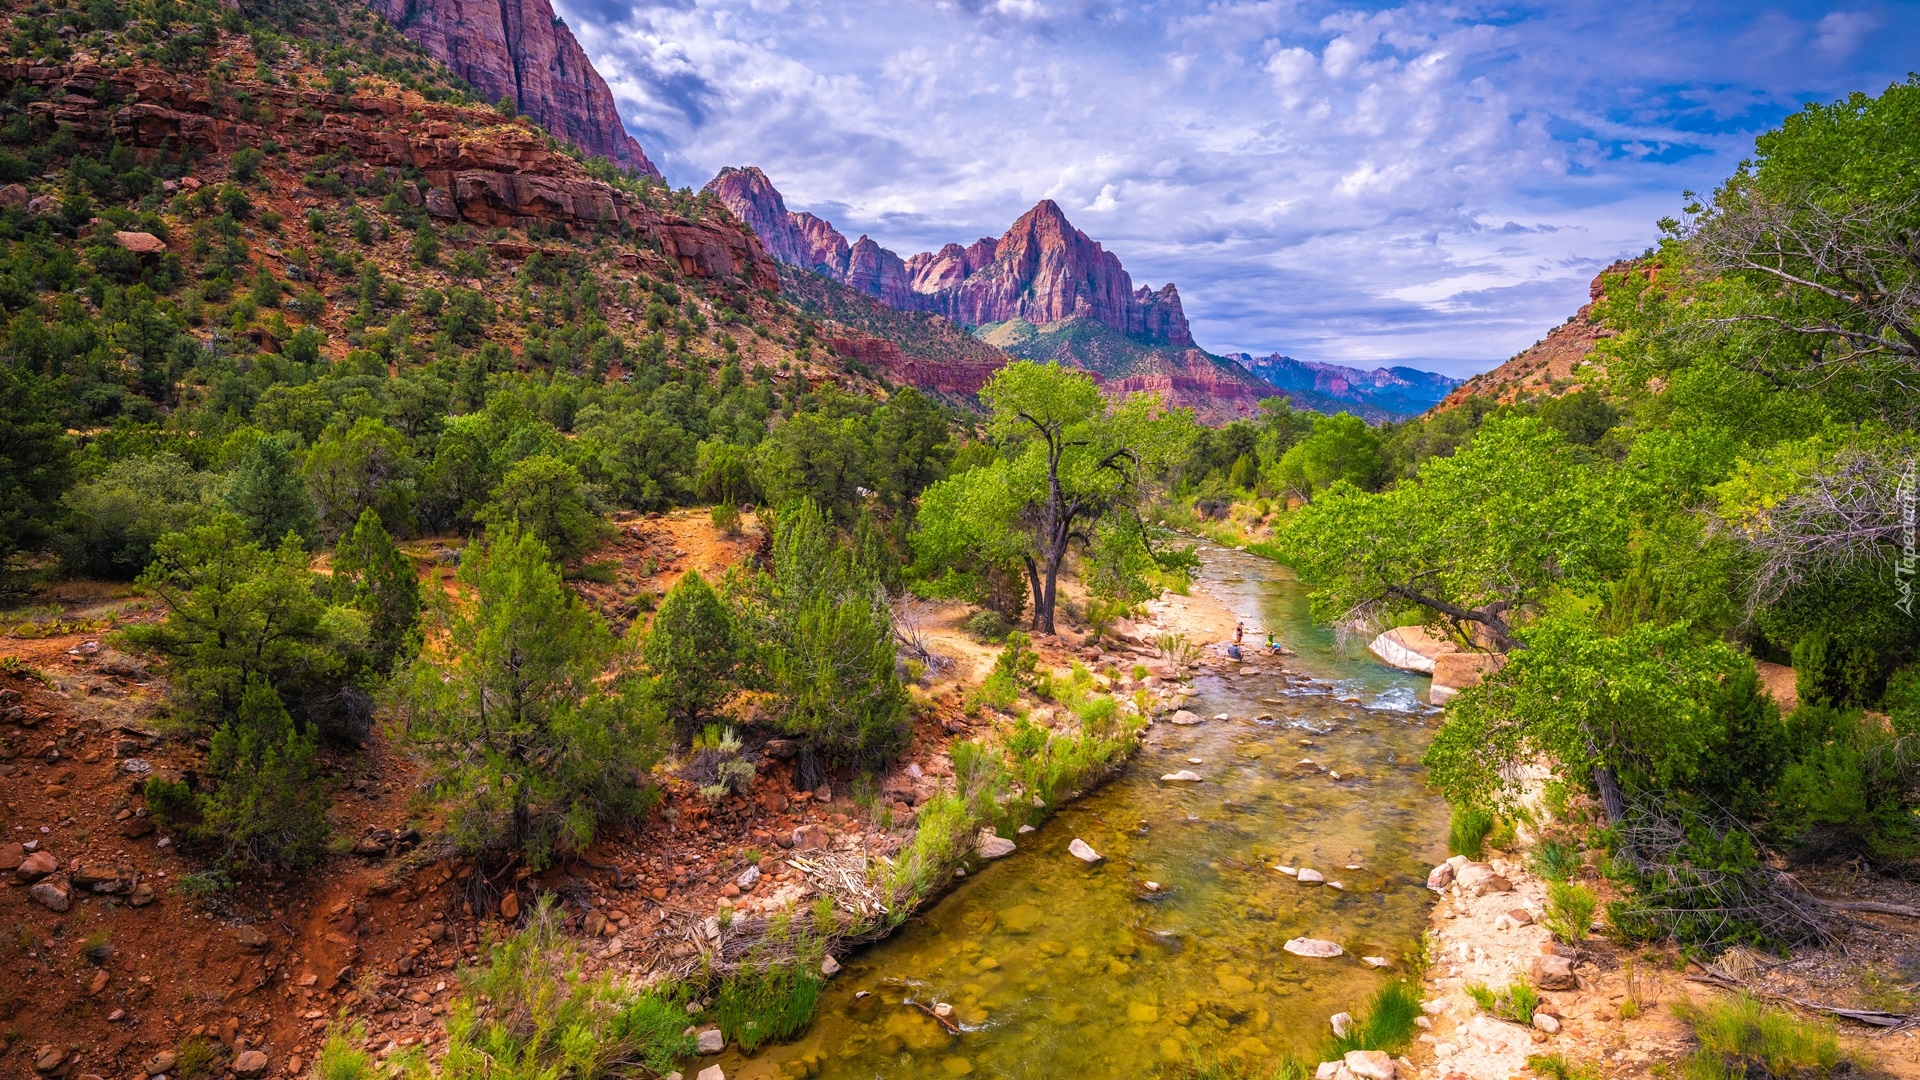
(1239, 353, 1460, 420)
(703, 170, 1194, 347)
(14, 60, 767, 286)
(363, 0, 662, 179)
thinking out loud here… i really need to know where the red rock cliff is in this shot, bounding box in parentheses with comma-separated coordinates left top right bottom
(703, 171, 1194, 346)
(364, 0, 662, 179)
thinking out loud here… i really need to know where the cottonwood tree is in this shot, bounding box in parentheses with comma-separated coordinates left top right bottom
(1278, 414, 1625, 652)
(916, 362, 1194, 635)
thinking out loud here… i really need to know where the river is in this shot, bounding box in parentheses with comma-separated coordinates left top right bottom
(716, 545, 1449, 1079)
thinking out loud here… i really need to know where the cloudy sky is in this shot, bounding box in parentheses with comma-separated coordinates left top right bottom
(557, 0, 1918, 377)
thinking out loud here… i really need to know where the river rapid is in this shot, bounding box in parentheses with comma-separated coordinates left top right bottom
(716, 545, 1450, 1080)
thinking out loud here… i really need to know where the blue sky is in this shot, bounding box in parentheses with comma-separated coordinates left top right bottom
(556, 0, 1920, 378)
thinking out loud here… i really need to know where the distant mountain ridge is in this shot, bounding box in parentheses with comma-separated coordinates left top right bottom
(1233, 353, 1462, 421)
(704, 166, 1275, 420)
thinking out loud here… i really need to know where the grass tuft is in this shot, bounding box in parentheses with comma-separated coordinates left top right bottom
(1323, 980, 1423, 1057)
(1675, 993, 1848, 1079)
(712, 959, 822, 1053)
(1466, 977, 1539, 1024)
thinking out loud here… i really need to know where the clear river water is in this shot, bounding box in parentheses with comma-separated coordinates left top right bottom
(715, 545, 1450, 1079)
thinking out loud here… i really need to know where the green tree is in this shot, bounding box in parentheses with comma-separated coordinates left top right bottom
(743, 500, 907, 776)
(60, 452, 219, 579)
(868, 386, 951, 512)
(1278, 414, 1624, 651)
(197, 677, 330, 868)
(302, 417, 414, 539)
(756, 408, 871, 524)
(643, 570, 740, 737)
(124, 513, 341, 723)
(398, 527, 663, 867)
(227, 435, 318, 547)
(1265, 412, 1381, 501)
(0, 364, 73, 567)
(478, 453, 602, 559)
(916, 362, 1194, 634)
(332, 507, 420, 670)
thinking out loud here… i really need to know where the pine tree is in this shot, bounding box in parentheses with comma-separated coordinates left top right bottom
(333, 507, 421, 670)
(227, 436, 317, 548)
(644, 569, 740, 737)
(199, 678, 330, 868)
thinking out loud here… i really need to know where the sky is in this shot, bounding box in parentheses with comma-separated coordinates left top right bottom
(554, 0, 1920, 378)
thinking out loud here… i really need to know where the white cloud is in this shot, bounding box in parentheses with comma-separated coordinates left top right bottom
(554, 0, 1920, 373)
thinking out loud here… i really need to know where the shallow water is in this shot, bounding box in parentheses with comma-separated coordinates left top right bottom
(722, 546, 1448, 1079)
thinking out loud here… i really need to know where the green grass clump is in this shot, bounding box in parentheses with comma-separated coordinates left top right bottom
(1675, 993, 1847, 1079)
(1449, 806, 1495, 858)
(314, 1023, 374, 1080)
(1466, 978, 1539, 1024)
(1324, 980, 1423, 1057)
(1527, 1052, 1601, 1080)
(712, 960, 822, 1053)
(1182, 1043, 1311, 1080)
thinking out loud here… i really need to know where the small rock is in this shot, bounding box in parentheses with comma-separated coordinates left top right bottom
(695, 1028, 725, 1054)
(500, 892, 520, 919)
(821, 954, 840, 977)
(1344, 1050, 1396, 1079)
(1283, 937, 1343, 958)
(1453, 863, 1510, 896)
(1531, 954, 1577, 991)
(15, 850, 57, 882)
(736, 865, 761, 889)
(1533, 1013, 1561, 1034)
(1168, 710, 1203, 725)
(1505, 907, 1535, 926)
(29, 878, 71, 912)
(1068, 838, 1102, 863)
(1159, 770, 1202, 783)
(583, 911, 608, 937)
(236, 926, 270, 949)
(1016, 824, 1035, 834)
(89, 969, 109, 994)
(233, 1051, 270, 1076)
(1273, 865, 1298, 876)
(696, 1067, 724, 1080)
(0, 842, 24, 870)
(1296, 867, 1326, 884)
(1330, 1011, 1353, 1038)
(976, 832, 1016, 859)
(1212, 712, 1231, 721)
(146, 1051, 178, 1074)
(1360, 956, 1390, 968)
(128, 882, 155, 906)
(113, 230, 167, 255)
(1314, 1064, 1340, 1080)
(932, 1002, 954, 1018)
(34, 1045, 64, 1072)
(1425, 863, 1454, 891)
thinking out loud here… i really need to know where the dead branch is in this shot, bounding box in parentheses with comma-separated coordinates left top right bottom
(1711, 446, 1910, 609)
(1687, 966, 1913, 1028)
(905, 999, 961, 1035)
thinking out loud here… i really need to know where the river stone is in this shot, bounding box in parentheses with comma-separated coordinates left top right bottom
(1068, 838, 1102, 863)
(1330, 1011, 1353, 1038)
(1361, 956, 1390, 968)
(821, 954, 840, 977)
(1159, 770, 1202, 782)
(1454, 862, 1510, 896)
(1273, 865, 1298, 876)
(1168, 710, 1203, 725)
(1296, 867, 1326, 883)
(696, 1067, 725, 1080)
(1212, 713, 1231, 721)
(1344, 1050, 1396, 1079)
(976, 831, 1016, 859)
(695, 1028, 724, 1054)
(1283, 937, 1343, 958)
(1533, 1012, 1561, 1033)
(1426, 862, 1455, 891)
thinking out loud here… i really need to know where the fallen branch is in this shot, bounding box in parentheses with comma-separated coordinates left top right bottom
(1687, 967, 1913, 1028)
(1820, 899, 1920, 919)
(905, 1000, 960, 1035)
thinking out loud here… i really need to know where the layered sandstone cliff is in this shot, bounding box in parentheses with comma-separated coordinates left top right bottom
(364, 0, 662, 179)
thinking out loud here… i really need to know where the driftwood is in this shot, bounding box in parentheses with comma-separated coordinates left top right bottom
(1822, 899, 1920, 919)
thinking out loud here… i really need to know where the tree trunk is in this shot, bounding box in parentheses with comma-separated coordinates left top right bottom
(1024, 555, 1048, 634)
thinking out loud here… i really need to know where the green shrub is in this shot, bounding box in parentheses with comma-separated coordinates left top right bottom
(1675, 993, 1845, 1079)
(314, 1023, 374, 1080)
(58, 452, 219, 579)
(1530, 839, 1582, 882)
(644, 569, 742, 737)
(710, 501, 742, 536)
(961, 608, 1012, 643)
(198, 678, 330, 868)
(1526, 1052, 1601, 1080)
(1542, 881, 1598, 945)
